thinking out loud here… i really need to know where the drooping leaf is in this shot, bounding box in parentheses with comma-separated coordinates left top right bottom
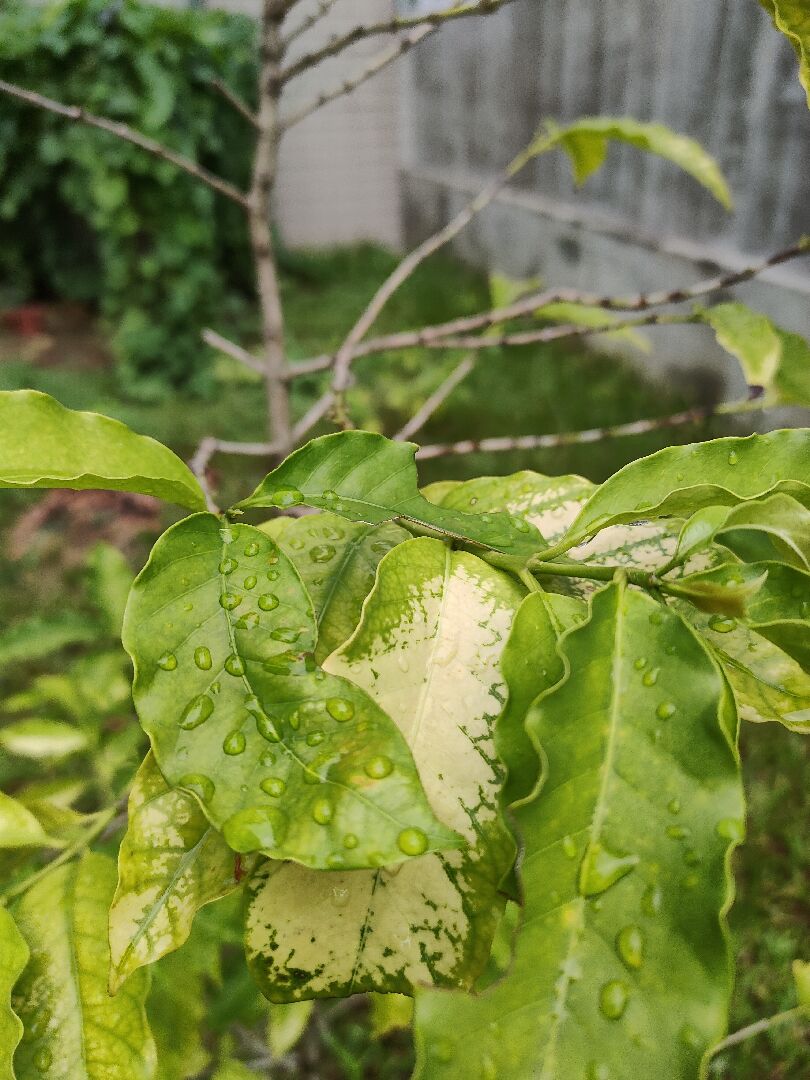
(108, 753, 241, 993)
(369, 994, 413, 1038)
(267, 1000, 314, 1057)
(794, 960, 810, 1008)
(536, 301, 651, 352)
(262, 511, 408, 662)
(0, 907, 28, 1080)
(700, 303, 810, 407)
(11, 851, 156, 1079)
(0, 390, 206, 510)
(665, 564, 769, 618)
(124, 514, 458, 870)
(761, 0, 810, 106)
(0, 792, 63, 850)
(0, 613, 99, 672)
(245, 539, 521, 999)
(413, 579, 745, 1080)
(714, 494, 810, 570)
(237, 433, 544, 558)
(550, 430, 810, 554)
(0, 719, 89, 760)
(542, 117, 732, 208)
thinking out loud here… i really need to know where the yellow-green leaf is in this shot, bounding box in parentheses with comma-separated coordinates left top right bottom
(761, 0, 810, 106)
(0, 792, 63, 850)
(0, 908, 28, 1080)
(0, 720, 89, 760)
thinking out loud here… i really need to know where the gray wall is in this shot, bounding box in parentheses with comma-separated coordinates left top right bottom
(401, 0, 810, 393)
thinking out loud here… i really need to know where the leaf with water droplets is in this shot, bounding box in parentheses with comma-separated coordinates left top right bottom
(0, 907, 28, 1080)
(11, 851, 156, 1079)
(259, 511, 409, 662)
(237, 432, 544, 559)
(124, 514, 457, 870)
(244, 538, 521, 999)
(413, 578, 744, 1080)
(108, 753, 243, 992)
(0, 389, 205, 509)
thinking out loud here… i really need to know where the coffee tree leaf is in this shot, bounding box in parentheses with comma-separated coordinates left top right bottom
(665, 565, 770, 618)
(0, 719, 89, 760)
(11, 852, 157, 1079)
(552, 430, 810, 553)
(0, 792, 63, 850)
(369, 994, 413, 1038)
(267, 1001, 314, 1057)
(237, 432, 544, 558)
(761, 0, 810, 106)
(793, 960, 810, 1008)
(245, 539, 521, 999)
(0, 390, 206, 510)
(124, 514, 458, 870)
(0, 613, 100, 672)
(413, 579, 744, 1080)
(0, 907, 28, 1080)
(264, 512, 409, 663)
(108, 753, 242, 993)
(714, 494, 810, 570)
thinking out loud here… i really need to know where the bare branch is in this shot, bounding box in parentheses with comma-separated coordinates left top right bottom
(281, 25, 436, 132)
(281, 0, 516, 82)
(415, 394, 764, 460)
(0, 78, 249, 208)
(292, 392, 336, 442)
(202, 329, 265, 374)
(395, 356, 476, 441)
(209, 77, 259, 129)
(283, 0, 340, 47)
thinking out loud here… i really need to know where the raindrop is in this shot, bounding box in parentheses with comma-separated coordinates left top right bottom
(640, 883, 663, 917)
(225, 805, 287, 851)
(616, 925, 645, 970)
(179, 773, 215, 803)
(633, 657, 647, 671)
(312, 798, 333, 825)
(194, 646, 213, 670)
(310, 544, 337, 563)
(322, 489, 340, 507)
(260, 750, 277, 767)
(343, 833, 359, 849)
(244, 541, 260, 558)
(267, 568, 280, 582)
(683, 849, 701, 866)
(396, 654, 410, 673)
(323, 525, 345, 541)
(578, 842, 639, 897)
(656, 701, 676, 719)
(255, 712, 281, 744)
(271, 627, 301, 643)
(599, 980, 629, 1021)
(272, 487, 303, 508)
(211, 680, 221, 695)
(219, 526, 235, 545)
(235, 611, 259, 630)
(219, 557, 238, 575)
(306, 731, 325, 747)
(562, 835, 577, 859)
(243, 574, 257, 590)
(225, 654, 246, 677)
(727, 450, 739, 466)
(708, 614, 736, 634)
(180, 695, 214, 730)
(258, 593, 280, 611)
(261, 777, 286, 797)
(220, 592, 243, 611)
(716, 817, 744, 842)
(365, 755, 393, 779)
(157, 653, 177, 671)
(290, 538, 305, 551)
(398, 827, 428, 856)
(642, 667, 660, 687)
(289, 710, 301, 730)
(223, 730, 246, 756)
(667, 798, 681, 815)
(326, 698, 355, 722)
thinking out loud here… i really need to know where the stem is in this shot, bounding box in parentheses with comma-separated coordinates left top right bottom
(531, 560, 659, 589)
(250, 1, 292, 451)
(519, 568, 543, 593)
(710, 1007, 807, 1056)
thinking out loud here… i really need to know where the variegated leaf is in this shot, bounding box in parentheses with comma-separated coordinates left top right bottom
(0, 908, 28, 1080)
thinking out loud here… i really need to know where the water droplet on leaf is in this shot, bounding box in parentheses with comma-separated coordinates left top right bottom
(616, 925, 645, 969)
(243, 574, 257, 590)
(599, 980, 629, 1020)
(727, 450, 739, 465)
(220, 592, 243, 611)
(310, 544, 337, 563)
(180, 695, 214, 729)
(219, 557, 237, 575)
(225, 654, 246, 677)
(562, 835, 577, 859)
(272, 486, 303, 508)
(157, 653, 177, 671)
(225, 805, 288, 851)
(578, 842, 639, 897)
(716, 817, 744, 842)
(306, 730, 325, 746)
(398, 827, 428, 856)
(708, 614, 736, 634)
(326, 697, 355, 722)
(244, 541, 260, 558)
(179, 773, 214, 803)
(365, 755, 393, 779)
(261, 776, 286, 797)
(223, 730, 246, 756)
(656, 701, 676, 719)
(641, 883, 663, 916)
(258, 593, 279, 611)
(343, 833, 358, 849)
(668, 798, 681, 815)
(642, 667, 659, 687)
(312, 798, 333, 825)
(271, 627, 301, 643)
(194, 646, 212, 670)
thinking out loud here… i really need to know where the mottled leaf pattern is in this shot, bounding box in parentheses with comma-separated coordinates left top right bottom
(245, 539, 521, 999)
(414, 580, 744, 1080)
(0, 908, 28, 1080)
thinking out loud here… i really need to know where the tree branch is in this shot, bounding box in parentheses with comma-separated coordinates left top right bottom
(209, 77, 259, 129)
(281, 0, 516, 82)
(395, 355, 476, 441)
(202, 329, 265, 374)
(283, 0, 340, 47)
(0, 78, 249, 208)
(281, 25, 436, 132)
(414, 394, 764, 460)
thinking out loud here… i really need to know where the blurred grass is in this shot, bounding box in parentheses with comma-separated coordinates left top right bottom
(0, 243, 806, 1077)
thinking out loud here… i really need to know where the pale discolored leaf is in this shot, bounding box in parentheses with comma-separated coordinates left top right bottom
(124, 514, 458, 870)
(0, 792, 63, 850)
(0, 720, 89, 760)
(238, 432, 544, 558)
(0, 907, 28, 1080)
(263, 511, 408, 662)
(267, 1001, 314, 1057)
(761, 0, 810, 106)
(551, 430, 810, 554)
(245, 539, 521, 999)
(414, 579, 744, 1080)
(11, 852, 156, 1079)
(109, 753, 242, 992)
(0, 390, 205, 510)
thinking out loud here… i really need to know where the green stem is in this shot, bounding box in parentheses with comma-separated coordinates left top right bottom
(518, 568, 543, 593)
(531, 560, 658, 590)
(710, 1006, 808, 1056)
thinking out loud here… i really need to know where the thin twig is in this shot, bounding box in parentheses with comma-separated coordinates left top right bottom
(710, 1007, 807, 1056)
(0, 78, 249, 208)
(209, 77, 259, 129)
(282, 25, 436, 132)
(202, 329, 265, 374)
(292, 392, 336, 441)
(415, 395, 763, 460)
(283, 0, 339, 47)
(395, 355, 476, 440)
(281, 0, 516, 82)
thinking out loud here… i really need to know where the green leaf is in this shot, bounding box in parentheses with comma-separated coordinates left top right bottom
(793, 960, 810, 1008)
(413, 579, 744, 1079)
(369, 994, 413, 1038)
(237, 433, 544, 558)
(108, 753, 242, 993)
(700, 304, 810, 406)
(551, 430, 810, 554)
(0, 792, 63, 850)
(265, 511, 409, 663)
(761, 0, 810, 106)
(11, 852, 156, 1079)
(124, 514, 458, 869)
(267, 1000, 314, 1057)
(86, 543, 134, 635)
(666, 565, 769, 618)
(544, 117, 732, 209)
(669, 507, 735, 570)
(714, 494, 810, 571)
(0, 908, 28, 1080)
(0, 390, 206, 510)
(245, 539, 521, 999)
(0, 719, 89, 760)
(537, 301, 651, 352)
(0, 613, 99, 672)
